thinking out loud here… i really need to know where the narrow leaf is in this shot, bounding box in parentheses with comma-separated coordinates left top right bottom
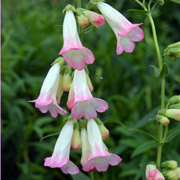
(40, 132, 59, 142)
(170, 0, 180, 4)
(159, 63, 169, 78)
(164, 130, 180, 143)
(71, 171, 90, 180)
(149, 65, 160, 77)
(130, 129, 158, 143)
(128, 9, 150, 15)
(131, 141, 156, 158)
(84, 25, 94, 34)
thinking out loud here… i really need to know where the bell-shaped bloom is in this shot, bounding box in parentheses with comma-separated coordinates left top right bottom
(29, 63, 68, 118)
(59, 10, 95, 71)
(67, 70, 108, 120)
(44, 120, 80, 174)
(96, 2, 144, 55)
(146, 164, 165, 180)
(82, 119, 122, 172)
(83, 10, 105, 28)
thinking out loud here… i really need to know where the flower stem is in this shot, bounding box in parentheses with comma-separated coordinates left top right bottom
(77, 0, 81, 8)
(147, 13, 165, 170)
(89, 172, 94, 180)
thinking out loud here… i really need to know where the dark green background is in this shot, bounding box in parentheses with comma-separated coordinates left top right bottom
(1, 0, 180, 179)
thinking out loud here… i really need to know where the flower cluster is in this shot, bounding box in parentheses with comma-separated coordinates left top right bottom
(29, 0, 144, 175)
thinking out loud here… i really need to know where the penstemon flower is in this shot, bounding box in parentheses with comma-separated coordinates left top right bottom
(96, 2, 144, 55)
(146, 164, 165, 180)
(29, 62, 68, 118)
(44, 120, 80, 174)
(82, 119, 122, 172)
(67, 69, 108, 119)
(59, 8, 95, 71)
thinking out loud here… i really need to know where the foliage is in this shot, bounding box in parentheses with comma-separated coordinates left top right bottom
(1, 0, 180, 179)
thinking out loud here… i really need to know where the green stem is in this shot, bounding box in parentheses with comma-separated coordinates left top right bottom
(161, 77, 165, 108)
(89, 172, 94, 180)
(77, 0, 81, 8)
(162, 125, 168, 142)
(147, 14, 162, 69)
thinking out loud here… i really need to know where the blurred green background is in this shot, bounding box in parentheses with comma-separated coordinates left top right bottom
(1, 0, 180, 179)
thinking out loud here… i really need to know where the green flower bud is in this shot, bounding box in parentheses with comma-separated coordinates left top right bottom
(94, 118, 109, 139)
(174, 168, 180, 179)
(71, 119, 82, 150)
(167, 42, 180, 49)
(163, 170, 179, 180)
(169, 95, 180, 105)
(164, 109, 180, 121)
(56, 75, 64, 104)
(156, 115, 170, 126)
(63, 4, 76, 14)
(169, 103, 180, 109)
(162, 160, 178, 169)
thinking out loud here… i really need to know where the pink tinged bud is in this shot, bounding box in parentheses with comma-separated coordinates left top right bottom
(44, 120, 80, 174)
(163, 170, 179, 180)
(29, 63, 68, 118)
(77, 14, 89, 28)
(165, 109, 180, 121)
(174, 168, 180, 179)
(82, 119, 122, 172)
(59, 10, 95, 71)
(161, 160, 178, 169)
(146, 164, 165, 180)
(67, 70, 108, 120)
(81, 128, 91, 166)
(156, 115, 170, 126)
(83, 10, 105, 28)
(71, 120, 82, 150)
(86, 73, 93, 92)
(96, 2, 144, 55)
(94, 118, 109, 139)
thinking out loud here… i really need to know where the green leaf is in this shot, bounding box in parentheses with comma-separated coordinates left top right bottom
(159, 63, 169, 78)
(84, 25, 94, 34)
(130, 129, 158, 143)
(149, 65, 160, 77)
(71, 171, 90, 180)
(164, 130, 180, 143)
(40, 132, 59, 142)
(170, 0, 180, 4)
(131, 141, 156, 158)
(128, 9, 150, 15)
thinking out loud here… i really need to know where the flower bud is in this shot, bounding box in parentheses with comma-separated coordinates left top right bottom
(158, 0, 164, 5)
(162, 160, 178, 169)
(162, 170, 179, 180)
(71, 119, 82, 150)
(77, 14, 89, 28)
(169, 103, 180, 109)
(56, 75, 64, 104)
(169, 95, 180, 105)
(174, 168, 180, 179)
(156, 115, 170, 126)
(94, 118, 109, 139)
(83, 10, 105, 28)
(86, 73, 93, 92)
(61, 65, 72, 92)
(164, 109, 180, 121)
(167, 42, 180, 49)
(63, 4, 75, 14)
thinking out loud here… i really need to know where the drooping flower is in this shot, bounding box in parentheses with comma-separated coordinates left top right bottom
(29, 62, 68, 118)
(96, 2, 144, 55)
(146, 164, 165, 180)
(67, 69, 108, 120)
(82, 119, 122, 172)
(59, 9, 95, 71)
(44, 120, 80, 174)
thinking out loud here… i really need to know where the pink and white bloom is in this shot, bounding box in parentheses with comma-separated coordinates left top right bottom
(59, 10, 95, 71)
(96, 2, 144, 55)
(82, 119, 122, 172)
(44, 120, 80, 174)
(29, 63, 68, 118)
(146, 164, 165, 180)
(67, 69, 108, 120)
(83, 10, 105, 28)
